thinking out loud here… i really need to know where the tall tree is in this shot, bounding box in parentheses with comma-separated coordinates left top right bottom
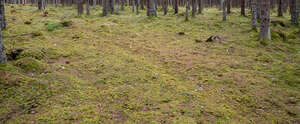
(241, 0, 245, 16)
(86, 0, 90, 15)
(0, 0, 6, 29)
(291, 0, 299, 25)
(198, 0, 203, 14)
(174, 0, 179, 14)
(77, 0, 84, 16)
(259, 0, 271, 40)
(186, 0, 190, 21)
(38, 0, 43, 10)
(0, 0, 6, 63)
(191, 0, 197, 17)
(147, 0, 157, 16)
(162, 0, 168, 15)
(251, 0, 257, 29)
(222, 0, 226, 21)
(278, 0, 283, 17)
(226, 0, 231, 14)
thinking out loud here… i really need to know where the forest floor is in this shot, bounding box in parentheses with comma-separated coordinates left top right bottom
(0, 5, 300, 124)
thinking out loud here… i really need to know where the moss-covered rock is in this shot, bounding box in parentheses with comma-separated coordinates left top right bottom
(15, 57, 46, 73)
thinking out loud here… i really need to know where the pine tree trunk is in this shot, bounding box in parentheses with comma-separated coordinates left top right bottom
(259, 0, 271, 40)
(38, 0, 42, 10)
(147, 0, 157, 16)
(174, 0, 178, 14)
(198, 0, 202, 14)
(162, 0, 168, 15)
(241, 0, 245, 16)
(222, 0, 226, 21)
(77, 0, 84, 16)
(86, 0, 90, 15)
(291, 0, 299, 25)
(136, 0, 139, 14)
(191, 0, 196, 17)
(226, 0, 231, 14)
(185, 0, 190, 21)
(278, 0, 283, 16)
(0, 1, 6, 63)
(103, 0, 108, 16)
(256, 0, 261, 20)
(251, 0, 257, 29)
(0, 0, 6, 29)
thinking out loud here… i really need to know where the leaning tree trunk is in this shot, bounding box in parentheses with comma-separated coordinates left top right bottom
(0, 0, 6, 29)
(251, 0, 257, 29)
(259, 0, 271, 40)
(0, 27, 6, 63)
(278, 0, 283, 17)
(221, 0, 226, 21)
(241, 0, 245, 16)
(147, 0, 157, 16)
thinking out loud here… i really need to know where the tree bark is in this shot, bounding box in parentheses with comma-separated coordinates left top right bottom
(0, 0, 6, 63)
(259, 0, 271, 40)
(0, 0, 6, 29)
(147, 0, 157, 16)
(198, 0, 202, 14)
(162, 0, 168, 15)
(77, 0, 84, 16)
(191, 0, 196, 17)
(226, 0, 231, 14)
(251, 0, 257, 29)
(291, 0, 299, 25)
(185, 0, 190, 21)
(222, 0, 226, 21)
(278, 0, 283, 17)
(86, 0, 90, 15)
(241, 0, 245, 16)
(174, 0, 178, 14)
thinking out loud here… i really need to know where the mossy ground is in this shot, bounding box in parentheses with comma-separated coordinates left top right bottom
(0, 4, 299, 124)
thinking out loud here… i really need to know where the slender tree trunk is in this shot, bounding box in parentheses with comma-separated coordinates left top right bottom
(0, 1, 6, 63)
(191, 0, 196, 17)
(256, 0, 261, 20)
(93, 0, 96, 8)
(198, 0, 202, 14)
(222, 0, 226, 21)
(86, 0, 90, 15)
(278, 0, 283, 17)
(291, 0, 299, 25)
(147, 0, 157, 16)
(226, 0, 231, 14)
(174, 0, 178, 14)
(259, 0, 271, 40)
(121, 0, 124, 10)
(38, 0, 42, 10)
(162, 0, 168, 15)
(186, 0, 190, 21)
(77, 0, 84, 16)
(241, 0, 245, 16)
(136, 0, 139, 14)
(0, 0, 6, 29)
(103, 0, 108, 16)
(251, 0, 257, 29)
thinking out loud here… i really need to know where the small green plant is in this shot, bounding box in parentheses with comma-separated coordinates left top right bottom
(46, 22, 62, 31)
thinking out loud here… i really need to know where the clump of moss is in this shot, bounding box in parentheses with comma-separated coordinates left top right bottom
(17, 49, 45, 60)
(15, 57, 46, 73)
(24, 20, 32, 25)
(31, 31, 43, 37)
(46, 22, 62, 31)
(172, 116, 197, 124)
(60, 20, 73, 27)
